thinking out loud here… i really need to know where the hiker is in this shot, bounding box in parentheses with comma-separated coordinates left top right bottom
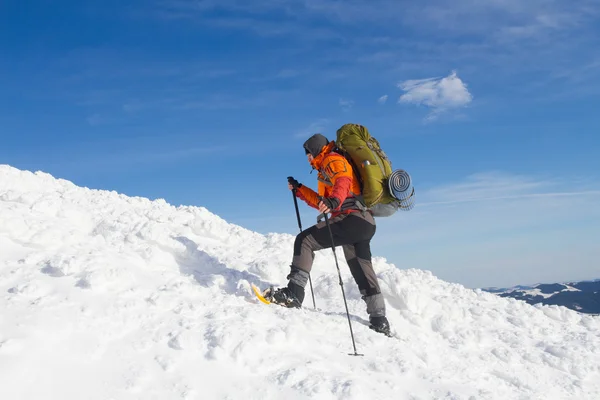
(268, 133, 391, 335)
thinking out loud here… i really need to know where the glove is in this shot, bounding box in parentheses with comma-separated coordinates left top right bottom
(319, 196, 340, 211)
(287, 176, 302, 190)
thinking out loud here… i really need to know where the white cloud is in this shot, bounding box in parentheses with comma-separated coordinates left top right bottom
(398, 71, 472, 120)
(378, 95, 388, 104)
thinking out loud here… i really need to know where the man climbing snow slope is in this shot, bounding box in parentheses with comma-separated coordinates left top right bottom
(267, 133, 391, 336)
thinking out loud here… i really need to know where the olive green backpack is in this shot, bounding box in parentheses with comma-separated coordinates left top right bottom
(335, 123, 414, 217)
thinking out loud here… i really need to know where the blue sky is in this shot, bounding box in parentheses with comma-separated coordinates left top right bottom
(2, 0, 600, 288)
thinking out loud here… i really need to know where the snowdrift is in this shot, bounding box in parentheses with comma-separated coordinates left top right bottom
(1, 165, 599, 400)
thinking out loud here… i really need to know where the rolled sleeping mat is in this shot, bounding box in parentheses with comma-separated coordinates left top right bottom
(388, 169, 415, 211)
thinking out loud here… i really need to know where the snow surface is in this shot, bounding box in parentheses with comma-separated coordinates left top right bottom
(1, 164, 599, 400)
(495, 285, 583, 299)
(518, 288, 573, 299)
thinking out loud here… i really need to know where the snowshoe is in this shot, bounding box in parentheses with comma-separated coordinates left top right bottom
(264, 286, 303, 309)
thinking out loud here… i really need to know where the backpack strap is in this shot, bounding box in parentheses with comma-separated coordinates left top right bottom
(318, 170, 367, 215)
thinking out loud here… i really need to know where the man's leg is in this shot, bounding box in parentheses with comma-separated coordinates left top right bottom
(342, 241, 386, 318)
(280, 213, 376, 307)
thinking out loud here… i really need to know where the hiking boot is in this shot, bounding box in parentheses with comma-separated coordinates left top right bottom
(265, 283, 304, 308)
(369, 315, 391, 336)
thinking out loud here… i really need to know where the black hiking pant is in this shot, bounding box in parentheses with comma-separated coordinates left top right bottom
(286, 211, 385, 317)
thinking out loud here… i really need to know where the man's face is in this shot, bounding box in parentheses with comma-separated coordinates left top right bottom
(307, 153, 314, 163)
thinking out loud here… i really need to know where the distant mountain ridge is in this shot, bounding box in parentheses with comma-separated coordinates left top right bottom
(482, 279, 600, 314)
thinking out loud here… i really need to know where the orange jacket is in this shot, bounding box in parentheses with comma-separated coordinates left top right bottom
(296, 142, 362, 216)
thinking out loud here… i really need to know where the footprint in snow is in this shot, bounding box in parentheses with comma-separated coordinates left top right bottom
(40, 263, 65, 277)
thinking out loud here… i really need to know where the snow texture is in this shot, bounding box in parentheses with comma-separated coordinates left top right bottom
(1, 164, 599, 399)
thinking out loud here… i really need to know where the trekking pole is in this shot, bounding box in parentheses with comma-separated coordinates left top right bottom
(323, 212, 363, 357)
(292, 189, 316, 310)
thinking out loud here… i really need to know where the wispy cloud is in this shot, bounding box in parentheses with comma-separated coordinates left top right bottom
(85, 113, 125, 126)
(420, 190, 600, 207)
(339, 98, 354, 112)
(373, 171, 600, 288)
(142, 1, 600, 106)
(27, 0, 600, 133)
(138, 145, 228, 163)
(398, 71, 472, 121)
(275, 69, 304, 79)
(155, 0, 599, 40)
(423, 172, 547, 203)
(294, 119, 330, 139)
(86, 114, 107, 126)
(57, 141, 232, 173)
(420, 171, 600, 206)
(378, 95, 388, 105)
(153, 1, 341, 40)
(407, 0, 598, 40)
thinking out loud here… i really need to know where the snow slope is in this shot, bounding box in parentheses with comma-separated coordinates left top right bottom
(1, 164, 599, 400)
